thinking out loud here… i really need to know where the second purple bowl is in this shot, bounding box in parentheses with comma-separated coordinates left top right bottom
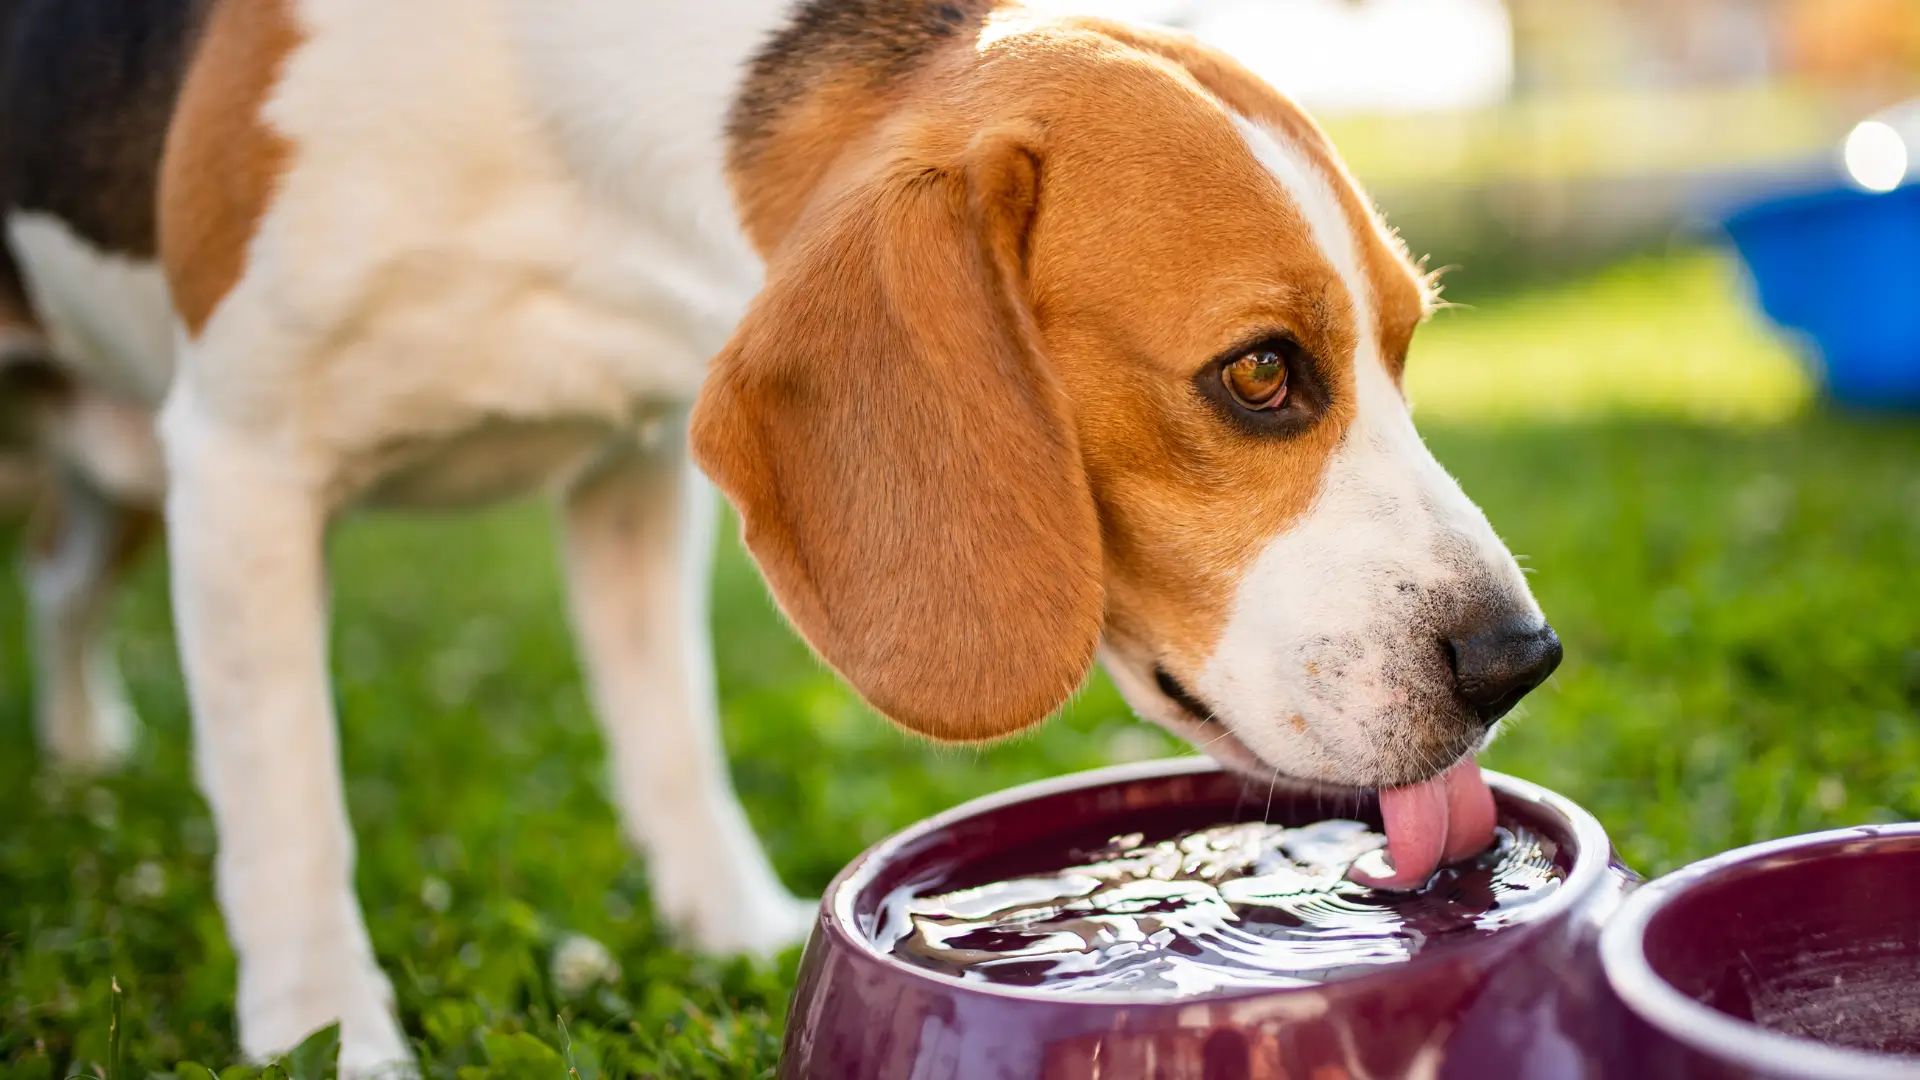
(1600, 824, 1920, 1079)
(780, 757, 1637, 1080)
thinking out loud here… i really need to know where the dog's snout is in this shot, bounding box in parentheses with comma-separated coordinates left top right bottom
(1446, 618, 1562, 727)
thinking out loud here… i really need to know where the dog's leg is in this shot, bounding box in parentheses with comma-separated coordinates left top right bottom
(162, 402, 411, 1076)
(24, 465, 155, 768)
(561, 429, 814, 955)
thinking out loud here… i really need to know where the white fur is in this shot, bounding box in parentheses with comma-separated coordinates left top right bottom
(144, 1, 801, 1070)
(5, 211, 175, 402)
(559, 434, 817, 953)
(1184, 118, 1540, 788)
(180, 0, 769, 475)
(0, 1, 808, 1072)
(50, 389, 168, 504)
(163, 400, 412, 1074)
(4, 216, 171, 769)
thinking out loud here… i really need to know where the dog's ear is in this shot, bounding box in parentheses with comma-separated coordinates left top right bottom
(692, 128, 1102, 742)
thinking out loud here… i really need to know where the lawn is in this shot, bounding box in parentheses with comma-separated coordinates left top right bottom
(3, 250, 1918, 1078)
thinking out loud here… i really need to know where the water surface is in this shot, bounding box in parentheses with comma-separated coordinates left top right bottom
(876, 818, 1564, 997)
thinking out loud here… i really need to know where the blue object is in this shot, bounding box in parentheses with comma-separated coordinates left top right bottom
(1724, 183, 1920, 409)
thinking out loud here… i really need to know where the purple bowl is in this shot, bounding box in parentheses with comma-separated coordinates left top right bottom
(1600, 824, 1920, 1079)
(781, 758, 1638, 1080)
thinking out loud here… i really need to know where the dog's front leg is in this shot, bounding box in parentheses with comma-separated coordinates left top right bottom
(162, 398, 411, 1077)
(561, 428, 815, 956)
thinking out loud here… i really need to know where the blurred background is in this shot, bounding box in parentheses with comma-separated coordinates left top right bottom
(1037, 0, 1920, 304)
(3, 1, 1917, 1077)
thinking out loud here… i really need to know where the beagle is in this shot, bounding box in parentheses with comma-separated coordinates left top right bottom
(0, 0, 1561, 1072)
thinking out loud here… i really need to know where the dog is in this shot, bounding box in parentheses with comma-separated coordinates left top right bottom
(0, 0, 1561, 1072)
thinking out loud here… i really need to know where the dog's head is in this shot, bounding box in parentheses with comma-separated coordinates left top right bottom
(693, 16, 1558, 792)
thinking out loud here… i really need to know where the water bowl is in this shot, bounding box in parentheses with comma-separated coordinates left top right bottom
(781, 757, 1637, 1080)
(1601, 824, 1920, 1079)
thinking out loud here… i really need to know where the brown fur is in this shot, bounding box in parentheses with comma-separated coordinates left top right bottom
(727, 0, 997, 251)
(1070, 18, 1430, 377)
(157, 0, 299, 337)
(705, 15, 1431, 735)
(0, 289, 34, 337)
(693, 118, 1104, 742)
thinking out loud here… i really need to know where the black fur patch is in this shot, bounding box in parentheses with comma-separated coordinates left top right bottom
(0, 0, 211, 260)
(727, 0, 997, 172)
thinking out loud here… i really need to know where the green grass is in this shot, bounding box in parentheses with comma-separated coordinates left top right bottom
(1408, 251, 1812, 424)
(4, 249, 1918, 1077)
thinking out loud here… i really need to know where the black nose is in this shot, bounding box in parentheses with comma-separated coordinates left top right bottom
(1446, 618, 1562, 726)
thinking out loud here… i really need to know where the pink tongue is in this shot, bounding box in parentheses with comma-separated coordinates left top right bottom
(1349, 759, 1498, 891)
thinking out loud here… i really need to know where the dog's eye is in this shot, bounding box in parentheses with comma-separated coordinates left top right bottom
(1223, 350, 1288, 410)
(1195, 334, 1324, 436)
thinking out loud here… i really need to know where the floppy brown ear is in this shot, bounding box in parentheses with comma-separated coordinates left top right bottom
(691, 130, 1103, 741)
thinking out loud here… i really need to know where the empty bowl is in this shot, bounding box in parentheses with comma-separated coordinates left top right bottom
(1600, 824, 1920, 1079)
(781, 757, 1637, 1080)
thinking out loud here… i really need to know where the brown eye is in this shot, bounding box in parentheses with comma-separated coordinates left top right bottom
(1222, 350, 1289, 409)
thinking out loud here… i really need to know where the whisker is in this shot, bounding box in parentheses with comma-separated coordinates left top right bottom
(1193, 725, 1240, 750)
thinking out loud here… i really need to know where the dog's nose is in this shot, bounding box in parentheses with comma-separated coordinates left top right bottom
(1446, 618, 1562, 727)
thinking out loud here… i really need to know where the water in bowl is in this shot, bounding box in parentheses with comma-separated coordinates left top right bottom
(875, 818, 1564, 997)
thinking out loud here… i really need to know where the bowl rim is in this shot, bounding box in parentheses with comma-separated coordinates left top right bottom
(824, 756, 1615, 1005)
(1598, 822, 1920, 1080)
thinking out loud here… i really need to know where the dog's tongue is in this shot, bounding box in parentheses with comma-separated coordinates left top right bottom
(1349, 759, 1497, 891)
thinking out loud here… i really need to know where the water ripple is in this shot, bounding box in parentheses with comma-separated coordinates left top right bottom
(879, 818, 1564, 997)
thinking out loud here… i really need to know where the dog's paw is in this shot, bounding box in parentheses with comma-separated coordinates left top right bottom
(36, 692, 138, 771)
(240, 955, 414, 1080)
(338, 1043, 419, 1080)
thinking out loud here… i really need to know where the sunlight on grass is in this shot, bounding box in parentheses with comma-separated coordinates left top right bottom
(1408, 249, 1813, 423)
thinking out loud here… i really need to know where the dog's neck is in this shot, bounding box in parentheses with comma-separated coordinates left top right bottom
(723, 0, 1008, 254)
